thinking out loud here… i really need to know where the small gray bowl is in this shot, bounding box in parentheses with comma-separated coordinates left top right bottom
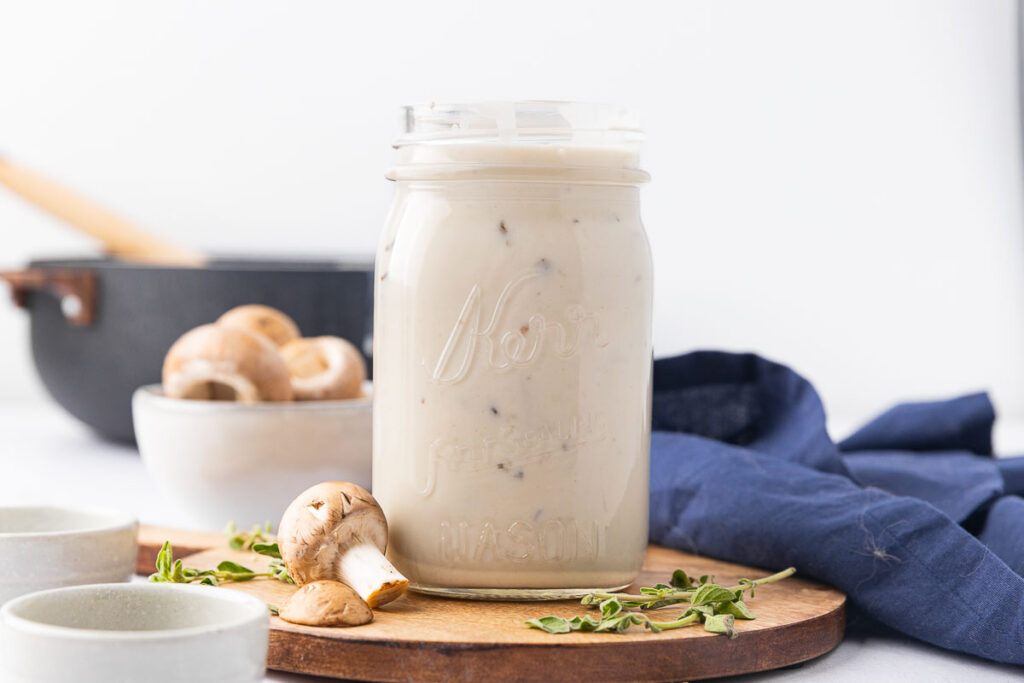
(0, 583, 269, 683)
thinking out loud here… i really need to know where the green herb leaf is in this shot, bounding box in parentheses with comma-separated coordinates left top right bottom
(703, 613, 737, 638)
(641, 583, 673, 594)
(251, 542, 282, 559)
(267, 603, 280, 616)
(686, 604, 715, 619)
(217, 560, 255, 575)
(223, 521, 275, 553)
(718, 600, 755, 620)
(691, 583, 739, 607)
(599, 598, 623, 619)
(670, 569, 693, 589)
(267, 558, 294, 584)
(569, 615, 601, 631)
(525, 616, 571, 634)
(155, 541, 172, 577)
(594, 613, 633, 633)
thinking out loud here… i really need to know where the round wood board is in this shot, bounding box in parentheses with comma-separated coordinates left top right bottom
(138, 527, 846, 682)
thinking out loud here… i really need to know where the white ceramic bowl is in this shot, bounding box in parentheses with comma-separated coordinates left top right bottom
(0, 583, 268, 683)
(0, 506, 138, 607)
(133, 384, 372, 530)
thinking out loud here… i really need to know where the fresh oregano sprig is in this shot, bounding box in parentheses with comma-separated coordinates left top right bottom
(148, 541, 294, 586)
(581, 566, 794, 610)
(224, 521, 275, 552)
(526, 566, 795, 638)
(221, 522, 291, 582)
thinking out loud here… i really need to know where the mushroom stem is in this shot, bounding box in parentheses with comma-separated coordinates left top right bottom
(338, 539, 409, 608)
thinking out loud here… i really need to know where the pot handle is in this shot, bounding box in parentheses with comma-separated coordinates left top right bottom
(0, 268, 97, 326)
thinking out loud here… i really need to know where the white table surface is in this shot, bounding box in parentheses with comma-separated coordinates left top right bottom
(2, 400, 1022, 683)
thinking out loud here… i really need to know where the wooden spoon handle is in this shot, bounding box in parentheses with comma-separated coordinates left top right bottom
(0, 156, 205, 266)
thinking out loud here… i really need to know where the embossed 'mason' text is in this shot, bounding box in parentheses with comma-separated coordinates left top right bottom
(439, 518, 607, 564)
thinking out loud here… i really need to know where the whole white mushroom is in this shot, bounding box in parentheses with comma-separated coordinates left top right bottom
(217, 304, 301, 347)
(281, 336, 366, 400)
(162, 324, 293, 402)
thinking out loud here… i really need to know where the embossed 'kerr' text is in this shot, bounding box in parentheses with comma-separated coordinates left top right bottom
(431, 266, 605, 384)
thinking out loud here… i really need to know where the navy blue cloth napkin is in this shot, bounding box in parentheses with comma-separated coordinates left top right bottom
(649, 351, 1024, 665)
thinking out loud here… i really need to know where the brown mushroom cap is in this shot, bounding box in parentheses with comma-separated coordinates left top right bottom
(279, 482, 388, 584)
(280, 336, 367, 400)
(162, 324, 293, 402)
(278, 580, 373, 627)
(278, 481, 408, 608)
(217, 304, 301, 347)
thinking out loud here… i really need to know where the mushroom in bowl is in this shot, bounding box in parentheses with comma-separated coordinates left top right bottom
(134, 304, 373, 530)
(281, 336, 366, 400)
(162, 324, 293, 402)
(216, 304, 302, 348)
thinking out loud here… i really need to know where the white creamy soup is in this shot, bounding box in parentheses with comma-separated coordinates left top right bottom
(373, 102, 653, 598)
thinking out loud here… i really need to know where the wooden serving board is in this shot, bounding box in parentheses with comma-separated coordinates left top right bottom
(136, 526, 845, 682)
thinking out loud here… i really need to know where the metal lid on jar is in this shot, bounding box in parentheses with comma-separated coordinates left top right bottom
(388, 101, 649, 184)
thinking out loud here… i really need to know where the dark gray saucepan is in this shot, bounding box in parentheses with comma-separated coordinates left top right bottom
(1, 257, 374, 443)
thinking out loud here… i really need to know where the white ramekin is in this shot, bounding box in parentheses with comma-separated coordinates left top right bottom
(0, 505, 138, 606)
(0, 582, 269, 683)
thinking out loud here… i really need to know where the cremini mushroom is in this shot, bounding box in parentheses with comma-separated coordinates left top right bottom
(280, 336, 366, 400)
(217, 304, 301, 347)
(278, 481, 408, 608)
(278, 580, 373, 627)
(162, 324, 293, 402)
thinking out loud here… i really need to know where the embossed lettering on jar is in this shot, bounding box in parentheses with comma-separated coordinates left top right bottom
(373, 102, 653, 599)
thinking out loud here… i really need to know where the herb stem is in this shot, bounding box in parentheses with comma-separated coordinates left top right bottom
(211, 571, 273, 581)
(746, 566, 797, 586)
(648, 612, 702, 631)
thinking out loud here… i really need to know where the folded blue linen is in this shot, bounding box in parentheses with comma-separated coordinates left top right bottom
(649, 351, 1024, 665)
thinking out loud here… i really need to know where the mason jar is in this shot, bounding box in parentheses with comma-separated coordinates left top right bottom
(372, 101, 652, 599)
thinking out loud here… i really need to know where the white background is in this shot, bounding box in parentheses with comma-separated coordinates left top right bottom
(2, 0, 1024, 425)
(2, 4, 1024, 680)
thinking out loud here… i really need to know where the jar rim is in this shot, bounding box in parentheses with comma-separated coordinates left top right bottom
(394, 101, 644, 146)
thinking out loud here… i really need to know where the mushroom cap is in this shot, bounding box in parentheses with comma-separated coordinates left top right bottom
(278, 580, 373, 627)
(278, 481, 389, 585)
(217, 304, 301, 347)
(280, 336, 367, 400)
(162, 323, 294, 402)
